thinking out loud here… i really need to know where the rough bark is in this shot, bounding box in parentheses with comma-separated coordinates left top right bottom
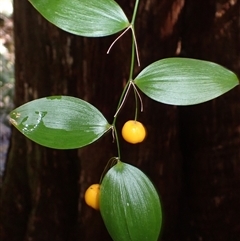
(0, 1, 81, 240)
(0, 0, 183, 240)
(179, 0, 240, 240)
(0, 0, 239, 241)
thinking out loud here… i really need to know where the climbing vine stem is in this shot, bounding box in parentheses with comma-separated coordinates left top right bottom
(111, 0, 141, 158)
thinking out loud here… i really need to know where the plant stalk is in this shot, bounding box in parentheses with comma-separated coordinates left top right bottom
(112, 0, 140, 158)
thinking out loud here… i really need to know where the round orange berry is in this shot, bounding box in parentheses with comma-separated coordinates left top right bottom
(122, 120, 146, 144)
(84, 184, 100, 210)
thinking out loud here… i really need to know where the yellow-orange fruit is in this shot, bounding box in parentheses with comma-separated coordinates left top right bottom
(84, 184, 100, 210)
(122, 120, 146, 144)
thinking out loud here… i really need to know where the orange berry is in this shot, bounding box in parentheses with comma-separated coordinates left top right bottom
(84, 184, 100, 210)
(122, 120, 146, 144)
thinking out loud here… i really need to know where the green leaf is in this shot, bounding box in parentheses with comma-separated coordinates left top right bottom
(29, 0, 130, 37)
(100, 161, 162, 241)
(134, 58, 239, 105)
(9, 96, 111, 149)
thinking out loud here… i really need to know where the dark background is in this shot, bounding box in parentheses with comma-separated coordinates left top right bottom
(1, 0, 240, 240)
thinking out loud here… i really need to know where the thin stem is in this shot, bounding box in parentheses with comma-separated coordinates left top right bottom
(132, 82, 143, 112)
(113, 82, 132, 119)
(112, 0, 141, 123)
(133, 83, 138, 120)
(113, 81, 132, 125)
(129, 0, 140, 80)
(128, 32, 136, 81)
(131, 0, 140, 26)
(110, 125, 121, 159)
(111, 0, 141, 157)
(107, 26, 131, 54)
(131, 28, 140, 66)
(99, 156, 119, 183)
(113, 126, 121, 159)
(131, 81, 143, 120)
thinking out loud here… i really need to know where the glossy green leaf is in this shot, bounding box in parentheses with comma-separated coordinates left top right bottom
(9, 96, 111, 149)
(29, 0, 130, 37)
(134, 58, 239, 105)
(100, 161, 162, 241)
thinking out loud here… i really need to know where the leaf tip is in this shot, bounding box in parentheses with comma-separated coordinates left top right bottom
(9, 117, 18, 126)
(9, 111, 21, 126)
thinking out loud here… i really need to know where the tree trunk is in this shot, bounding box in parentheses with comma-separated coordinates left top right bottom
(0, 0, 239, 241)
(1, 0, 81, 240)
(179, 0, 240, 240)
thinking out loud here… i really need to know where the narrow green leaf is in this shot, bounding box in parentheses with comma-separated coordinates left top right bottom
(29, 0, 130, 37)
(100, 161, 162, 241)
(134, 58, 239, 105)
(9, 96, 111, 149)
